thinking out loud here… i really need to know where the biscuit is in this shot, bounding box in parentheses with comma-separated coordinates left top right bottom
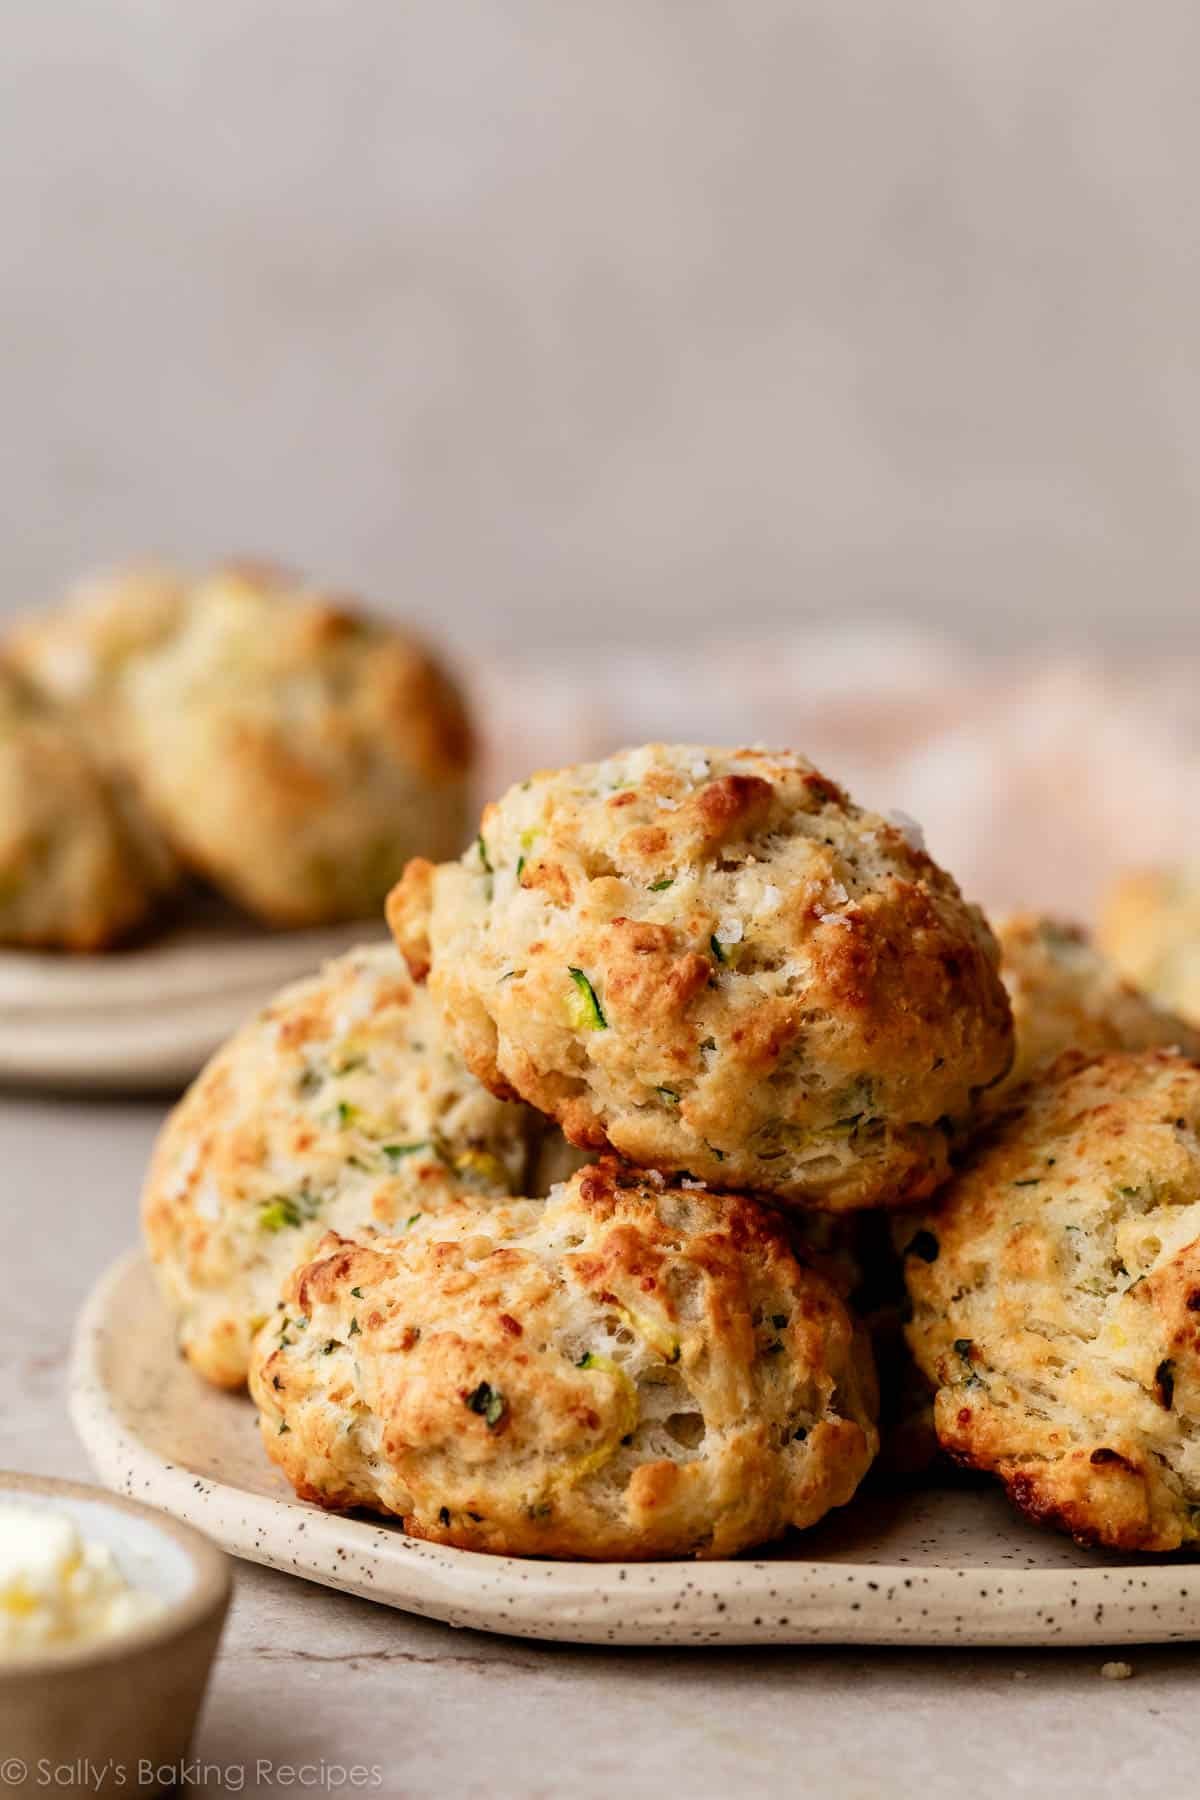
(142, 944, 541, 1389)
(125, 566, 474, 927)
(0, 666, 165, 951)
(1099, 868, 1200, 1025)
(390, 744, 1013, 1210)
(901, 1049, 1200, 1551)
(249, 1161, 879, 1559)
(5, 565, 186, 896)
(995, 912, 1200, 1099)
(5, 563, 187, 746)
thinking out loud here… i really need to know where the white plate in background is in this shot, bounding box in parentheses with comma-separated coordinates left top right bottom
(70, 1249, 1200, 1649)
(0, 915, 383, 1090)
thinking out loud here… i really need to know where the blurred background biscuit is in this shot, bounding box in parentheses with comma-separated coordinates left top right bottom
(1100, 868, 1200, 1028)
(0, 664, 169, 951)
(993, 912, 1200, 1101)
(124, 565, 474, 928)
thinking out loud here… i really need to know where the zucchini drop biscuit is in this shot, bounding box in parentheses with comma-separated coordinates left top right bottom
(6, 562, 187, 752)
(1100, 866, 1200, 1026)
(901, 1049, 1200, 1552)
(992, 912, 1200, 1102)
(0, 664, 168, 950)
(249, 1161, 879, 1559)
(143, 944, 544, 1389)
(124, 565, 474, 927)
(388, 744, 1013, 1211)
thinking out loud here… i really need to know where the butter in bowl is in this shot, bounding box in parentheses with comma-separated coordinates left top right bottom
(0, 1475, 230, 1798)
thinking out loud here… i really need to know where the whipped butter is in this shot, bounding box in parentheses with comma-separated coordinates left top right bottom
(0, 1505, 165, 1655)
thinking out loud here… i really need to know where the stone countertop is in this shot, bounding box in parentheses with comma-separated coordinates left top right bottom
(6, 1089, 1198, 1800)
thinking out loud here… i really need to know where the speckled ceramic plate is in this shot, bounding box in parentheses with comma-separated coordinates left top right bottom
(71, 1250, 1200, 1648)
(0, 917, 381, 1090)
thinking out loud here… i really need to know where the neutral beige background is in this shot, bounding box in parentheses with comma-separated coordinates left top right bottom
(3, 1, 1200, 655)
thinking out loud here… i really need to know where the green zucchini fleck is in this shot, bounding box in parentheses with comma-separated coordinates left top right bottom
(710, 934, 726, 964)
(567, 967, 607, 1030)
(466, 1381, 507, 1429)
(259, 1190, 322, 1233)
(382, 1141, 430, 1162)
(648, 877, 674, 892)
(656, 1085, 680, 1105)
(477, 834, 493, 874)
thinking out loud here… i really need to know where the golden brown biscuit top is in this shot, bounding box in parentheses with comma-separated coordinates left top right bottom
(471, 746, 1007, 1083)
(392, 744, 1012, 1208)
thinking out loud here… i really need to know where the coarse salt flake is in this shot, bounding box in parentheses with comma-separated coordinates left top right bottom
(885, 809, 927, 852)
(167, 1139, 200, 1201)
(714, 918, 744, 945)
(193, 1177, 222, 1222)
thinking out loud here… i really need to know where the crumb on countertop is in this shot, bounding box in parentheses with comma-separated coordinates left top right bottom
(1100, 1661, 1134, 1681)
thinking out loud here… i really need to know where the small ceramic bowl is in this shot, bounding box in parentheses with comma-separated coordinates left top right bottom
(0, 1473, 231, 1799)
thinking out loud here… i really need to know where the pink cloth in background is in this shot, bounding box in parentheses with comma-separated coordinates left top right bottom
(467, 632, 1194, 922)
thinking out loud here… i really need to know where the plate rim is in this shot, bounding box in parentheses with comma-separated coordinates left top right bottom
(0, 923, 386, 1090)
(69, 1249, 1200, 1648)
(0, 919, 379, 1013)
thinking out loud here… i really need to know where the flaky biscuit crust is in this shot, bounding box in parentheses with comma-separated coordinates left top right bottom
(125, 568, 474, 927)
(250, 1162, 879, 1559)
(995, 913, 1200, 1101)
(902, 1049, 1200, 1551)
(390, 744, 1012, 1210)
(142, 944, 539, 1389)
